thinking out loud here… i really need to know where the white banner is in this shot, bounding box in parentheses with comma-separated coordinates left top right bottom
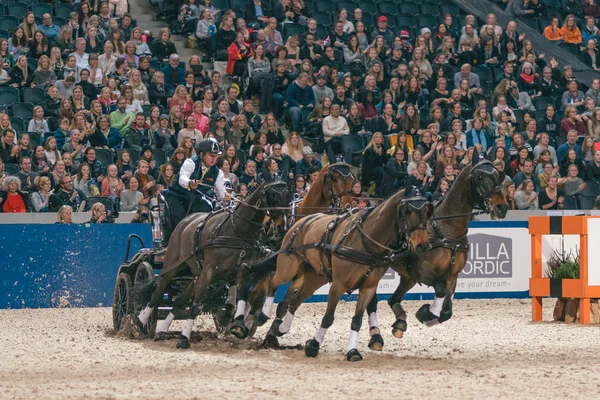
(312, 226, 531, 297)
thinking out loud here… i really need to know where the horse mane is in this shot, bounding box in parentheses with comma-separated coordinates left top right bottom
(433, 164, 473, 216)
(366, 188, 407, 231)
(240, 182, 265, 207)
(298, 163, 330, 209)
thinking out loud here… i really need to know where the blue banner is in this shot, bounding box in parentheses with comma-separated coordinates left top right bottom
(0, 224, 152, 309)
(0, 221, 532, 309)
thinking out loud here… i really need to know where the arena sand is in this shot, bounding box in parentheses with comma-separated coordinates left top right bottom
(1, 299, 599, 400)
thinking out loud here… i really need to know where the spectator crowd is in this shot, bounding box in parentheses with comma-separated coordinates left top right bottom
(2, 0, 600, 219)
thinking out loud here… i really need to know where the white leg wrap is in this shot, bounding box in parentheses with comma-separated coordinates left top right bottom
(346, 330, 359, 353)
(314, 327, 328, 344)
(182, 318, 194, 339)
(138, 305, 153, 324)
(156, 312, 174, 333)
(279, 312, 294, 334)
(368, 312, 379, 329)
(430, 296, 444, 317)
(262, 297, 274, 318)
(234, 300, 246, 319)
(227, 285, 237, 305)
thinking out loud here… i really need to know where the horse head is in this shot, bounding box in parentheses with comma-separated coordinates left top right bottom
(469, 160, 509, 220)
(260, 181, 292, 239)
(397, 196, 433, 257)
(323, 162, 355, 209)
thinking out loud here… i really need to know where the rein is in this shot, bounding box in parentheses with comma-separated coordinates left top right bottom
(431, 209, 489, 221)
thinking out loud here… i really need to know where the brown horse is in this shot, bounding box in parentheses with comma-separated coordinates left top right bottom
(234, 162, 356, 336)
(255, 191, 433, 361)
(295, 162, 355, 216)
(363, 160, 509, 351)
(136, 182, 292, 347)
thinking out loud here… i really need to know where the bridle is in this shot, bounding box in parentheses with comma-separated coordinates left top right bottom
(397, 197, 432, 236)
(468, 160, 503, 214)
(258, 181, 291, 217)
(324, 162, 355, 208)
(258, 181, 293, 233)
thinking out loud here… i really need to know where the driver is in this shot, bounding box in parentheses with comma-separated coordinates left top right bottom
(164, 138, 228, 239)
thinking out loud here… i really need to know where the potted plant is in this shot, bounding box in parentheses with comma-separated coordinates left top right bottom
(545, 240, 599, 323)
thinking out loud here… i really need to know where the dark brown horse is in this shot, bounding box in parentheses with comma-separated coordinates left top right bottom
(137, 181, 292, 348)
(363, 160, 509, 351)
(254, 191, 433, 361)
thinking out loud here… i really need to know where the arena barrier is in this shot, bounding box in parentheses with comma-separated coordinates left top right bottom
(529, 216, 600, 324)
(3, 220, 581, 309)
(0, 224, 152, 309)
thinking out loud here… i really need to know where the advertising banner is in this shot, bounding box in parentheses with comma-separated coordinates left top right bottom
(307, 222, 531, 301)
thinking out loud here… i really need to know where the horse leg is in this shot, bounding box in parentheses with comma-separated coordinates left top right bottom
(389, 276, 416, 338)
(212, 283, 236, 330)
(262, 269, 305, 348)
(230, 273, 253, 339)
(155, 280, 195, 340)
(176, 267, 215, 349)
(254, 254, 301, 325)
(263, 266, 325, 348)
(137, 266, 179, 333)
(246, 272, 272, 327)
(416, 276, 457, 327)
(346, 283, 379, 362)
(155, 256, 204, 338)
(365, 293, 384, 351)
(305, 281, 346, 358)
(279, 268, 326, 336)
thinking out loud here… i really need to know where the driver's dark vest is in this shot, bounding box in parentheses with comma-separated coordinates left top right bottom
(168, 157, 219, 202)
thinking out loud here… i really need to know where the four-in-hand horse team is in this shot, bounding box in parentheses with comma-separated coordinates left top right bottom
(132, 144, 509, 362)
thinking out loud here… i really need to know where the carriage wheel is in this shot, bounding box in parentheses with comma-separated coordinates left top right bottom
(112, 273, 133, 333)
(134, 262, 158, 337)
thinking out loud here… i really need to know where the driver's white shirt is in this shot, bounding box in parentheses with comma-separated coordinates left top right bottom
(178, 158, 226, 201)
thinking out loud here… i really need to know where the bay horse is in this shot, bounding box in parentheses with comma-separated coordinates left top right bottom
(255, 191, 433, 361)
(137, 181, 292, 349)
(236, 162, 356, 336)
(364, 159, 509, 351)
(295, 162, 355, 216)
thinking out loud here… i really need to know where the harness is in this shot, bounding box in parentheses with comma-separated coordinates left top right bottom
(425, 160, 503, 271)
(283, 198, 429, 291)
(192, 183, 292, 264)
(428, 219, 470, 270)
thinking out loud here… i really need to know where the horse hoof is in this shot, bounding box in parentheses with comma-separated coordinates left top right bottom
(368, 334, 384, 351)
(248, 324, 258, 338)
(261, 334, 279, 349)
(176, 335, 190, 349)
(305, 339, 320, 358)
(392, 319, 408, 338)
(230, 319, 249, 339)
(346, 348, 363, 362)
(254, 310, 269, 326)
(416, 305, 437, 325)
(154, 331, 168, 341)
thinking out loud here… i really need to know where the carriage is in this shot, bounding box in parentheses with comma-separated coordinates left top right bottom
(111, 196, 211, 337)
